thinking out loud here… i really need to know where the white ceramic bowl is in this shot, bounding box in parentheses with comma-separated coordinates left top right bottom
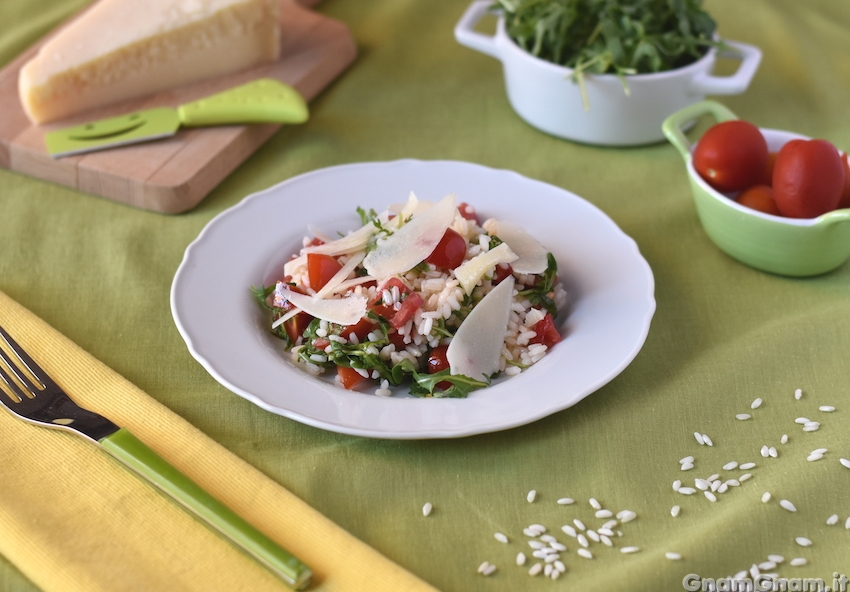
(454, 0, 762, 146)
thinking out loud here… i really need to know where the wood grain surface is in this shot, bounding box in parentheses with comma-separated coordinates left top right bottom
(0, 0, 356, 213)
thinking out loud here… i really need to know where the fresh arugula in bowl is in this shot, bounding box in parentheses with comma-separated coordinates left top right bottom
(493, 0, 720, 107)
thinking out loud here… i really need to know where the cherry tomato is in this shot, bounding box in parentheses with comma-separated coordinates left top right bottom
(493, 263, 513, 285)
(530, 313, 561, 348)
(391, 291, 423, 329)
(337, 366, 366, 390)
(340, 317, 374, 342)
(763, 152, 779, 185)
(839, 152, 850, 210)
(693, 120, 768, 193)
(307, 253, 342, 291)
(280, 310, 312, 344)
(458, 202, 479, 223)
(773, 139, 844, 218)
(425, 228, 466, 270)
(427, 344, 452, 390)
(736, 185, 781, 216)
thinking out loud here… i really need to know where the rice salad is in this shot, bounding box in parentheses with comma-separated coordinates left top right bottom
(253, 192, 568, 398)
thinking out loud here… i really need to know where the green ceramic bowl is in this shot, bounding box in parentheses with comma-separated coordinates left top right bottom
(662, 101, 850, 277)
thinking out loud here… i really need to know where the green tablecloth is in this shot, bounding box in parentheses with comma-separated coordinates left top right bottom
(2, 0, 849, 590)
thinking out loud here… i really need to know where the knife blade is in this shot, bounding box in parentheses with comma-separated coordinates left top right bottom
(44, 78, 309, 158)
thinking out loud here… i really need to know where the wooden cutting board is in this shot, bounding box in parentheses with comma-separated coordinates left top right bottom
(0, 0, 356, 214)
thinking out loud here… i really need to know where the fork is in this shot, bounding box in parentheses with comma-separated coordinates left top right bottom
(0, 325, 312, 590)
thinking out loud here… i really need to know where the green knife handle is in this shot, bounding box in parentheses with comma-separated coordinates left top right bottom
(176, 79, 309, 127)
(100, 428, 312, 590)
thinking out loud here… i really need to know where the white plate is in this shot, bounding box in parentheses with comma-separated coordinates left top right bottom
(171, 160, 655, 439)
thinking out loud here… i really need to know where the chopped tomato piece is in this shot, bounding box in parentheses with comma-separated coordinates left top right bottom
(368, 278, 423, 328)
(279, 311, 313, 344)
(337, 366, 366, 390)
(305, 237, 325, 248)
(425, 228, 466, 270)
(307, 253, 343, 291)
(530, 313, 561, 348)
(341, 317, 374, 342)
(493, 263, 513, 285)
(391, 291, 423, 329)
(427, 344, 452, 390)
(388, 331, 407, 350)
(458, 202, 479, 223)
(312, 338, 331, 350)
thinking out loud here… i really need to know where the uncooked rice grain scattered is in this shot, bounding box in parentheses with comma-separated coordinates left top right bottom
(794, 389, 802, 400)
(516, 552, 527, 566)
(819, 405, 835, 412)
(666, 552, 682, 560)
(736, 414, 751, 421)
(779, 499, 797, 512)
(577, 549, 593, 559)
(681, 462, 694, 471)
(694, 432, 705, 445)
(790, 558, 807, 567)
(702, 434, 713, 446)
(527, 490, 537, 503)
(422, 502, 433, 516)
(723, 461, 738, 471)
(761, 492, 772, 503)
(739, 462, 756, 470)
(840, 458, 850, 469)
(827, 514, 839, 525)
(557, 497, 575, 505)
(739, 473, 752, 482)
(528, 563, 543, 576)
(795, 537, 812, 547)
(704, 491, 717, 502)
(620, 546, 640, 554)
(671, 505, 681, 517)
(780, 434, 789, 444)
(589, 497, 601, 510)
(680, 456, 694, 465)
(495, 532, 509, 543)
(751, 398, 763, 409)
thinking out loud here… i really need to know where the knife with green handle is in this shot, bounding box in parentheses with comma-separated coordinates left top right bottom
(0, 325, 313, 590)
(44, 78, 309, 158)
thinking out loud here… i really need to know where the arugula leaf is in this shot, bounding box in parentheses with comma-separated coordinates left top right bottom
(251, 285, 275, 309)
(392, 360, 490, 398)
(517, 252, 559, 316)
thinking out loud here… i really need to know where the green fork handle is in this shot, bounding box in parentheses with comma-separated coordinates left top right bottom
(661, 100, 739, 162)
(177, 78, 309, 127)
(100, 428, 312, 590)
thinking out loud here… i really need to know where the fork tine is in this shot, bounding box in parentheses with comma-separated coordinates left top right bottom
(0, 325, 52, 393)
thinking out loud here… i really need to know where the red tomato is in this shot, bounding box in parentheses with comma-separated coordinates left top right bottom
(305, 237, 325, 248)
(493, 263, 513, 285)
(425, 228, 466, 269)
(530, 313, 561, 348)
(839, 152, 850, 210)
(693, 120, 768, 193)
(281, 311, 313, 344)
(773, 139, 844, 218)
(307, 253, 342, 291)
(340, 317, 374, 342)
(458, 202, 479, 223)
(391, 291, 424, 329)
(736, 185, 781, 216)
(337, 366, 366, 390)
(388, 330, 407, 350)
(427, 344, 452, 390)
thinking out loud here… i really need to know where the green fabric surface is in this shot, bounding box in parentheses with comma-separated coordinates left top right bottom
(2, 0, 850, 590)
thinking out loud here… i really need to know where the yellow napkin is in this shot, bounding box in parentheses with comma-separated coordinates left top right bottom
(0, 291, 437, 592)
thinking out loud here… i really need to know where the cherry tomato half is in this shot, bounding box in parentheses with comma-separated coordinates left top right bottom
(337, 366, 366, 390)
(425, 228, 466, 270)
(307, 253, 343, 291)
(693, 120, 768, 193)
(529, 313, 561, 348)
(736, 185, 781, 216)
(427, 344, 452, 390)
(458, 202, 479, 223)
(773, 139, 844, 218)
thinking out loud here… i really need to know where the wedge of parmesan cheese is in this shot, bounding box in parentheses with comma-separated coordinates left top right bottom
(18, 0, 280, 124)
(446, 276, 514, 381)
(363, 193, 457, 279)
(454, 242, 517, 295)
(490, 220, 549, 274)
(276, 288, 366, 326)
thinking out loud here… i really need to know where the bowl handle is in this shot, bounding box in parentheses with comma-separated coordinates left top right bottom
(689, 40, 762, 95)
(454, 0, 500, 59)
(661, 100, 739, 161)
